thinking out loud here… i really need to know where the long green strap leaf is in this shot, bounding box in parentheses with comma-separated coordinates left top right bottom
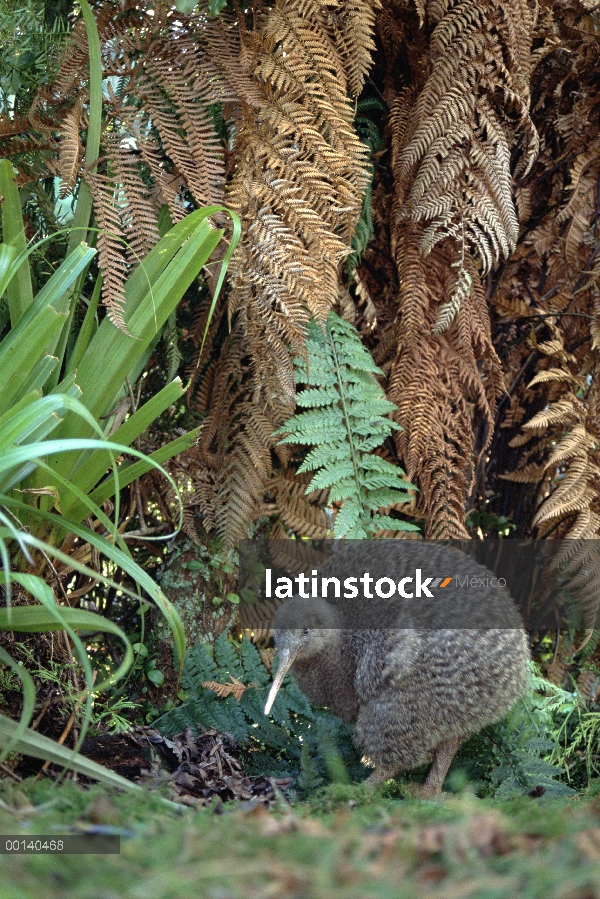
(62, 379, 186, 509)
(65, 0, 102, 257)
(18, 356, 59, 398)
(0, 159, 34, 324)
(0, 714, 141, 790)
(0, 308, 67, 417)
(199, 207, 241, 359)
(32, 243, 97, 314)
(1, 500, 186, 677)
(0, 242, 18, 300)
(0, 602, 133, 693)
(0, 646, 36, 768)
(44, 0, 103, 388)
(65, 271, 102, 376)
(87, 427, 201, 512)
(0, 394, 72, 450)
(0, 391, 40, 433)
(0, 242, 96, 396)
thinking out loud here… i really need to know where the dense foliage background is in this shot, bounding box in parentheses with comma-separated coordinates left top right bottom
(1, 0, 600, 799)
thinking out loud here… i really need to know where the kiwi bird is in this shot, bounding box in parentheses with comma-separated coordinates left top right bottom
(263, 541, 530, 796)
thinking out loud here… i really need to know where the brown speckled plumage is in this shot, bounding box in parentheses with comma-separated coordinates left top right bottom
(265, 542, 530, 795)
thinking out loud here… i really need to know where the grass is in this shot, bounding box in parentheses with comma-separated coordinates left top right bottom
(2, 779, 600, 898)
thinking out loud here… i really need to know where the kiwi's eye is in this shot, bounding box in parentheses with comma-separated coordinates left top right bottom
(302, 627, 309, 635)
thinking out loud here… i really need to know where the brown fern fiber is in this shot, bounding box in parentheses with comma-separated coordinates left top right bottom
(384, 0, 538, 538)
(202, 676, 249, 701)
(226, 0, 377, 372)
(480, 0, 600, 651)
(192, 324, 290, 546)
(264, 470, 331, 540)
(388, 228, 500, 538)
(392, 0, 538, 282)
(488, 0, 600, 542)
(0, 113, 53, 184)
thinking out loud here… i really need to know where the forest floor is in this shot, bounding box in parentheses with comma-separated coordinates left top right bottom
(1, 778, 600, 899)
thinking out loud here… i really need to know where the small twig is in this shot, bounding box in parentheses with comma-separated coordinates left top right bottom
(515, 312, 598, 321)
(121, 525, 169, 538)
(366, 76, 389, 109)
(33, 708, 78, 782)
(0, 763, 21, 783)
(42, 552, 70, 606)
(134, 480, 146, 533)
(100, 396, 130, 420)
(125, 377, 139, 415)
(31, 696, 53, 731)
(32, 668, 96, 783)
(496, 350, 537, 415)
(104, 396, 132, 435)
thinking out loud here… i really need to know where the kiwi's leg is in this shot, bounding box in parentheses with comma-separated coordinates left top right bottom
(418, 738, 461, 797)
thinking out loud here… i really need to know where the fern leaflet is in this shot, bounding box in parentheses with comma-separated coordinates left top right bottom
(276, 312, 419, 538)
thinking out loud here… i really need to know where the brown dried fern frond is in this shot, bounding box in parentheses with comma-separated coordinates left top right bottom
(15, 1, 228, 328)
(392, 0, 539, 305)
(388, 226, 501, 538)
(198, 0, 380, 544)
(86, 169, 130, 333)
(54, 97, 83, 198)
(383, 0, 539, 538)
(525, 330, 600, 542)
(226, 0, 376, 382)
(489, 0, 600, 547)
(487, 2, 599, 469)
(263, 469, 331, 539)
(328, 0, 381, 98)
(194, 324, 290, 546)
(0, 112, 54, 185)
(202, 676, 252, 701)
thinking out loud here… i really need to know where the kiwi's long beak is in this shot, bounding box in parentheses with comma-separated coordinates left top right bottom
(264, 647, 297, 716)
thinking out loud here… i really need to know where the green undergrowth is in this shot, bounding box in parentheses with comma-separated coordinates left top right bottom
(154, 633, 369, 790)
(2, 778, 600, 899)
(154, 640, 577, 800)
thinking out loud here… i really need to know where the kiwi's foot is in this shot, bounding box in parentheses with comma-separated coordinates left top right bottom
(364, 737, 461, 798)
(406, 782, 446, 799)
(364, 769, 399, 790)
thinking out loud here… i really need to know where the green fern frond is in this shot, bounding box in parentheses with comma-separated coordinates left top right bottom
(346, 98, 385, 273)
(276, 312, 419, 538)
(154, 633, 363, 788)
(213, 630, 243, 678)
(461, 663, 577, 798)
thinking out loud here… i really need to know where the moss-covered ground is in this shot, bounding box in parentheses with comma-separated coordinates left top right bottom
(1, 779, 600, 899)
